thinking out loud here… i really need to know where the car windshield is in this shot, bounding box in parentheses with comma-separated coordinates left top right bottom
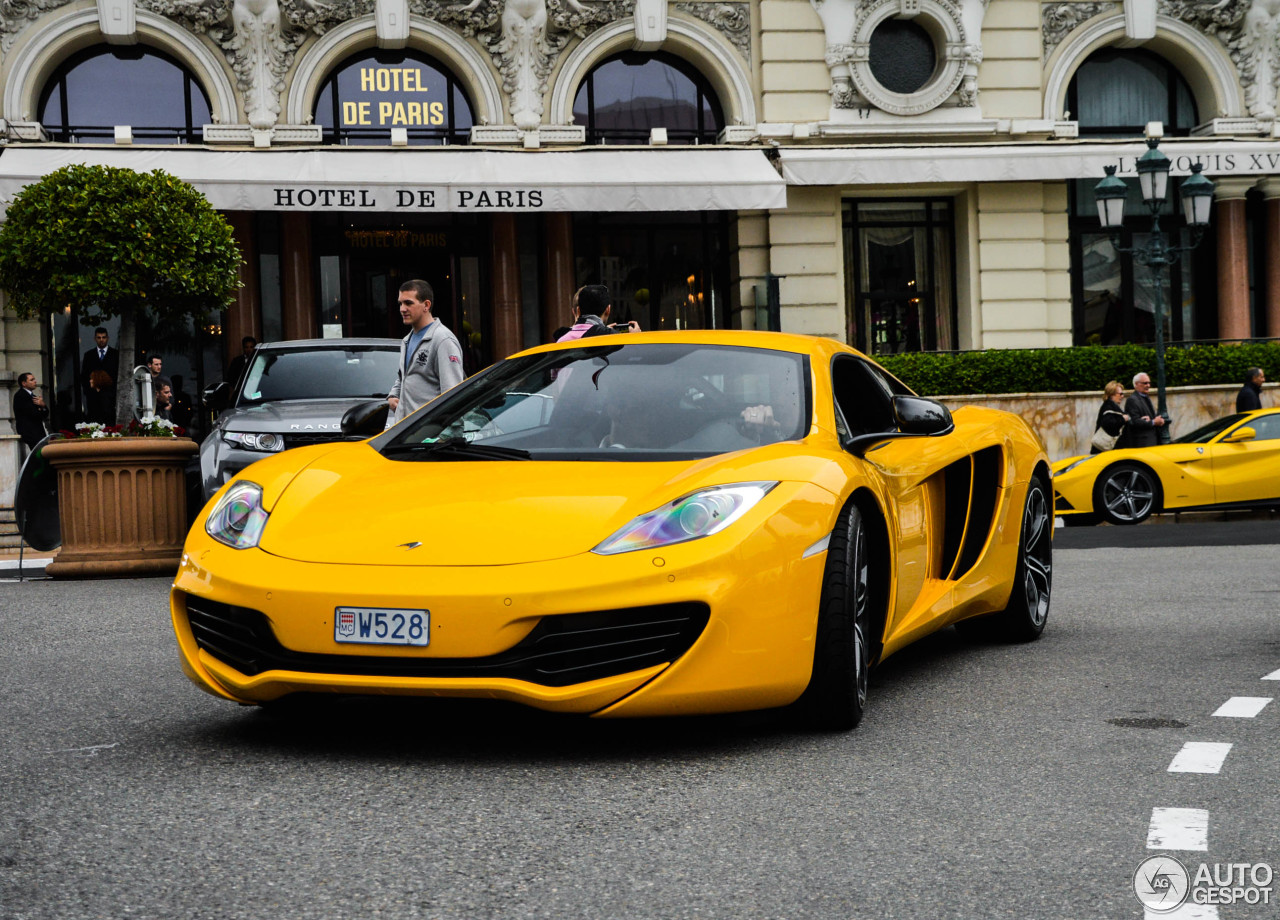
(1174, 413, 1248, 444)
(238, 347, 399, 404)
(380, 342, 811, 461)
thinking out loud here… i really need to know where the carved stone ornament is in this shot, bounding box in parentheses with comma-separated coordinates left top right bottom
(1155, 0, 1280, 118)
(672, 2, 750, 64)
(411, 0, 629, 130)
(813, 0, 987, 115)
(1041, 1, 1118, 57)
(0, 0, 75, 53)
(139, 0, 373, 129)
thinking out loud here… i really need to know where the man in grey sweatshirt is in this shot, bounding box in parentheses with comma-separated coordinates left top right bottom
(386, 279, 465, 427)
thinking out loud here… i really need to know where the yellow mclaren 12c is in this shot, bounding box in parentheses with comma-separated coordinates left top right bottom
(171, 331, 1052, 730)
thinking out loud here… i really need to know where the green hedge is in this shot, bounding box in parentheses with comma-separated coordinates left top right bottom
(876, 343, 1280, 397)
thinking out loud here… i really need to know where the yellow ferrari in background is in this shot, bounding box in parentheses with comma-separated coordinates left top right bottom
(1052, 408, 1280, 526)
(171, 332, 1051, 730)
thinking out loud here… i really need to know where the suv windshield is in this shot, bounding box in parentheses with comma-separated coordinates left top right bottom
(239, 347, 399, 404)
(381, 342, 810, 461)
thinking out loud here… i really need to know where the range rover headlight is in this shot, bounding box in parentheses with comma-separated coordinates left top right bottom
(206, 481, 270, 549)
(592, 482, 778, 555)
(223, 431, 285, 453)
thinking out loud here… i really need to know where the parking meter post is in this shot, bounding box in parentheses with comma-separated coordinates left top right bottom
(765, 273, 784, 333)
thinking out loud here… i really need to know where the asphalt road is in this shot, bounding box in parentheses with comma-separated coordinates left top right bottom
(2, 526, 1279, 920)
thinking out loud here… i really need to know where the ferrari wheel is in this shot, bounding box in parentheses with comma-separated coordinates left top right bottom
(1095, 463, 1159, 525)
(957, 475, 1052, 642)
(798, 502, 870, 731)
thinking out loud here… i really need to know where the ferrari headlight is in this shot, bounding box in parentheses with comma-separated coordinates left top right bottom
(1053, 457, 1091, 478)
(592, 482, 778, 555)
(223, 431, 285, 453)
(206, 481, 270, 549)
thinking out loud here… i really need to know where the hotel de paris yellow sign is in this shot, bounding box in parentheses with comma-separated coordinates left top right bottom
(341, 67, 448, 128)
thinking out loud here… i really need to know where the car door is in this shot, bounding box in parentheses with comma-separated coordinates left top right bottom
(1208, 411, 1280, 506)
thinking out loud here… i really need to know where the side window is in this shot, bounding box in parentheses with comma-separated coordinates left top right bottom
(832, 356, 896, 441)
(1243, 414, 1280, 441)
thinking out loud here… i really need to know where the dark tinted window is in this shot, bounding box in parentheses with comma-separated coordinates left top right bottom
(238, 347, 400, 404)
(573, 52, 723, 145)
(869, 20, 935, 94)
(1175, 414, 1247, 444)
(1068, 48, 1197, 137)
(38, 46, 211, 143)
(314, 50, 474, 146)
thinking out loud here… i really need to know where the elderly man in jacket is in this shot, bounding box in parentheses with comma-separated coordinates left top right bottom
(385, 279, 465, 428)
(1123, 373, 1166, 447)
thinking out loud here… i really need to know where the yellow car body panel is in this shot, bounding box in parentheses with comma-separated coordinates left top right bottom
(1052, 408, 1280, 521)
(171, 331, 1050, 718)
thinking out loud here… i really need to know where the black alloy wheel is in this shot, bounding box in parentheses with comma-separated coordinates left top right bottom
(957, 475, 1052, 642)
(1096, 462, 1159, 525)
(798, 501, 871, 731)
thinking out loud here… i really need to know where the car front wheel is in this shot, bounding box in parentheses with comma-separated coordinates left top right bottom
(1095, 463, 1159, 525)
(798, 502, 870, 731)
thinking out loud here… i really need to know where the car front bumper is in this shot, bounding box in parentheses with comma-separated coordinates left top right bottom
(171, 483, 836, 717)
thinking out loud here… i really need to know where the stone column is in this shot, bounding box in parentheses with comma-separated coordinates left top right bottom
(490, 215, 523, 359)
(224, 212, 262, 362)
(1258, 178, 1280, 338)
(542, 213, 575, 343)
(1214, 178, 1254, 341)
(280, 212, 316, 341)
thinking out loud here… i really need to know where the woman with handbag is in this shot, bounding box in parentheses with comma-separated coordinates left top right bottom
(1090, 380, 1129, 453)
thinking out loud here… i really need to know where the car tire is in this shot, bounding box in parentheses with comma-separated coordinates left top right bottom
(797, 501, 870, 731)
(1094, 462, 1159, 526)
(956, 475, 1052, 643)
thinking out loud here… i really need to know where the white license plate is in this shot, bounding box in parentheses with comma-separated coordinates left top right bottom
(334, 607, 430, 646)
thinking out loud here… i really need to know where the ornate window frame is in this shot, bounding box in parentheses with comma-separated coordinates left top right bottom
(548, 18, 755, 129)
(286, 16, 504, 128)
(848, 0, 969, 115)
(1042, 14, 1242, 123)
(3, 9, 235, 125)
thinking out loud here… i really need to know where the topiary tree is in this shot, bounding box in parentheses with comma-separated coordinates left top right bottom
(0, 164, 241, 424)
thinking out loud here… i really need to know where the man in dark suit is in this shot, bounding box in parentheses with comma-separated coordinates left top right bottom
(1123, 372, 1166, 447)
(12, 372, 48, 449)
(81, 326, 118, 425)
(226, 336, 257, 391)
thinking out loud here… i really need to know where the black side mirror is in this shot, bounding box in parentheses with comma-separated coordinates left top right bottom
(341, 399, 390, 438)
(203, 381, 231, 411)
(892, 395, 954, 436)
(845, 396, 955, 457)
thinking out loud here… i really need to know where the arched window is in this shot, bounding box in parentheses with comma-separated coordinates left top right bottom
(38, 46, 211, 143)
(1067, 50, 1211, 346)
(1068, 48, 1197, 137)
(573, 51, 724, 145)
(314, 49, 474, 145)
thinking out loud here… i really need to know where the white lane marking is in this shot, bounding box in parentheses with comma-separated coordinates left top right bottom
(1263, 668, 1280, 681)
(45, 742, 119, 757)
(1145, 904, 1220, 919)
(1212, 697, 1273, 718)
(1147, 808, 1209, 851)
(1168, 742, 1233, 774)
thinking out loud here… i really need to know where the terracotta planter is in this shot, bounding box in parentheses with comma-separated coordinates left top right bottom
(42, 437, 199, 578)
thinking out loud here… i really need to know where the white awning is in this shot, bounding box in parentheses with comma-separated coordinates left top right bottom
(778, 139, 1280, 185)
(0, 145, 787, 214)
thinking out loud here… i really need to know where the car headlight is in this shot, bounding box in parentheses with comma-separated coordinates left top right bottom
(205, 481, 270, 549)
(592, 482, 778, 555)
(1053, 457, 1091, 478)
(223, 431, 285, 453)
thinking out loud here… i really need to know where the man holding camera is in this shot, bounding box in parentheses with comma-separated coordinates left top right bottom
(556, 286, 640, 342)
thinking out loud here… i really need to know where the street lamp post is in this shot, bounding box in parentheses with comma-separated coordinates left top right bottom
(1094, 137, 1215, 443)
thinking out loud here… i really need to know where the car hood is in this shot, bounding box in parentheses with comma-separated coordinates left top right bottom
(256, 442, 830, 566)
(218, 398, 370, 434)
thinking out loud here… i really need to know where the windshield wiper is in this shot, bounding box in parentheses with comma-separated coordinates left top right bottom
(383, 436, 531, 461)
